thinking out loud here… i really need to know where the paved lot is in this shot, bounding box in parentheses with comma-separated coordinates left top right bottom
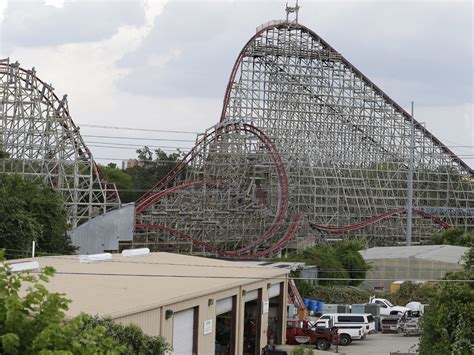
(340, 333, 419, 354)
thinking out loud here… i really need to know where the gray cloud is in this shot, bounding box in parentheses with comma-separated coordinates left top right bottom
(117, 1, 472, 107)
(1, 0, 145, 47)
(117, 1, 282, 97)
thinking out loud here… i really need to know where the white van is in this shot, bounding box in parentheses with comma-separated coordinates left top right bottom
(318, 313, 376, 334)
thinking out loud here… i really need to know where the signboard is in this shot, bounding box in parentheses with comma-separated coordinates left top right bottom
(204, 319, 213, 335)
(262, 301, 269, 314)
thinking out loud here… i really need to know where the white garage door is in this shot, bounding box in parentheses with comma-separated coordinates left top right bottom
(245, 289, 259, 302)
(268, 283, 281, 299)
(216, 297, 233, 315)
(173, 308, 195, 355)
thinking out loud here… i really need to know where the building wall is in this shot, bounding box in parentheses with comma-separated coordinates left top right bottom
(113, 275, 288, 354)
(115, 308, 161, 336)
(69, 203, 134, 254)
(364, 258, 463, 290)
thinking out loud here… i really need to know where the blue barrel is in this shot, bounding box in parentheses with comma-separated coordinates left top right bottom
(308, 300, 318, 312)
(303, 298, 311, 308)
(317, 301, 325, 313)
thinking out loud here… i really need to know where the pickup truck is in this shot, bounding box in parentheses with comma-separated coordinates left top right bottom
(286, 319, 339, 350)
(314, 318, 365, 346)
(369, 297, 410, 316)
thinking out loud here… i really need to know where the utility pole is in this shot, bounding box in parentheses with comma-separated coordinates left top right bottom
(406, 101, 415, 246)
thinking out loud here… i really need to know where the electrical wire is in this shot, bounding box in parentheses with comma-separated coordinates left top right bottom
(79, 124, 199, 135)
(4, 248, 471, 274)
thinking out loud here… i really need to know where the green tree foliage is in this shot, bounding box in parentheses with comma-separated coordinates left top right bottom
(100, 164, 135, 203)
(431, 227, 474, 247)
(0, 251, 170, 354)
(126, 147, 180, 200)
(0, 174, 75, 259)
(303, 285, 375, 304)
(290, 345, 314, 355)
(104, 147, 181, 203)
(286, 245, 349, 286)
(334, 240, 370, 284)
(385, 281, 434, 306)
(0, 250, 125, 354)
(419, 247, 474, 354)
(286, 240, 370, 286)
(0, 142, 8, 158)
(78, 314, 171, 355)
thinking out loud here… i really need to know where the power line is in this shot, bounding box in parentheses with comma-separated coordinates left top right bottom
(4, 248, 470, 273)
(83, 134, 197, 143)
(79, 123, 199, 135)
(82, 134, 474, 149)
(36, 271, 474, 283)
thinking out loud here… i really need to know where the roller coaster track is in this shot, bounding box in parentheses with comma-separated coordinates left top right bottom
(311, 208, 450, 232)
(134, 19, 469, 256)
(135, 122, 300, 258)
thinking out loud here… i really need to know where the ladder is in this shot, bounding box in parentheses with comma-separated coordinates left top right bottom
(288, 278, 305, 309)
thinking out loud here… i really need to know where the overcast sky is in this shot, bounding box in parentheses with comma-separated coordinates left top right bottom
(0, 0, 472, 167)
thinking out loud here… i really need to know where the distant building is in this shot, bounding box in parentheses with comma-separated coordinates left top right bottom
(359, 245, 468, 290)
(15, 252, 289, 354)
(122, 159, 140, 169)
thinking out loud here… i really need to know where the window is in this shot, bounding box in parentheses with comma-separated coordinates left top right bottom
(375, 300, 387, 308)
(337, 315, 365, 323)
(367, 315, 374, 323)
(319, 315, 330, 320)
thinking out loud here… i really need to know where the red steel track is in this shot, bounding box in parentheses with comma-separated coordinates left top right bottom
(135, 123, 297, 258)
(311, 208, 449, 232)
(134, 21, 456, 257)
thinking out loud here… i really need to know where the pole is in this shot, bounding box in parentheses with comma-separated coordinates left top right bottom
(32, 240, 36, 258)
(406, 101, 414, 246)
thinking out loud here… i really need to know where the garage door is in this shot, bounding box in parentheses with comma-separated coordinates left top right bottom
(268, 283, 281, 299)
(216, 297, 233, 315)
(173, 308, 195, 355)
(245, 289, 259, 302)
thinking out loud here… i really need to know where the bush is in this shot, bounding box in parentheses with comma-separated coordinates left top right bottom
(419, 247, 474, 354)
(290, 345, 314, 355)
(431, 228, 474, 247)
(306, 285, 375, 304)
(285, 240, 370, 286)
(0, 249, 124, 354)
(79, 314, 171, 355)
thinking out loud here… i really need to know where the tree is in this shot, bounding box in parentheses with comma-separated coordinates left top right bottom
(124, 147, 181, 202)
(333, 240, 370, 285)
(0, 174, 76, 259)
(286, 245, 350, 286)
(0, 250, 125, 354)
(0, 250, 170, 354)
(431, 228, 474, 247)
(419, 247, 474, 354)
(100, 165, 136, 203)
(285, 240, 370, 287)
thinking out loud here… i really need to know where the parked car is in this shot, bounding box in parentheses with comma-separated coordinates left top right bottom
(286, 319, 339, 350)
(318, 313, 376, 334)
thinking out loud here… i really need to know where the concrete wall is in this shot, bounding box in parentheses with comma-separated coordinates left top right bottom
(69, 203, 134, 254)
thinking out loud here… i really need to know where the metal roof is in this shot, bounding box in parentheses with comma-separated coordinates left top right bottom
(359, 245, 469, 264)
(13, 252, 288, 319)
